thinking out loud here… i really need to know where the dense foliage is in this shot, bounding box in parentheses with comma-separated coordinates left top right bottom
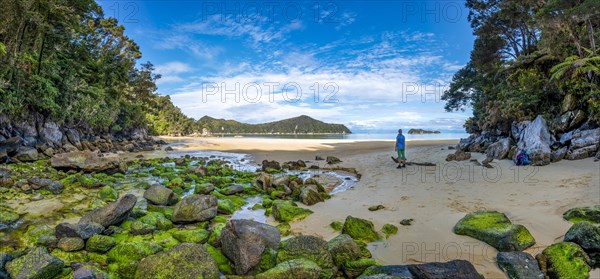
(0, 0, 196, 136)
(442, 0, 600, 134)
(198, 115, 351, 134)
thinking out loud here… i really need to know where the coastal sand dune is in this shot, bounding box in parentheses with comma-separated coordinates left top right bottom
(163, 137, 600, 278)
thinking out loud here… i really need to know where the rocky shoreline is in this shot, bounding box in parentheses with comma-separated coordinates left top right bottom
(0, 117, 165, 164)
(0, 147, 599, 278)
(452, 115, 600, 166)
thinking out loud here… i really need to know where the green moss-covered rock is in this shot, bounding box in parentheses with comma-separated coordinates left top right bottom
(536, 242, 590, 279)
(204, 244, 235, 275)
(564, 206, 600, 224)
(327, 234, 361, 267)
(107, 241, 162, 279)
(98, 186, 119, 202)
(0, 207, 19, 226)
(277, 235, 335, 278)
(139, 212, 173, 230)
(195, 183, 215, 195)
(564, 221, 600, 268)
(49, 249, 88, 266)
(256, 258, 322, 279)
(453, 211, 535, 251)
(258, 248, 278, 272)
(146, 204, 174, 220)
(134, 243, 220, 279)
(172, 229, 210, 244)
(342, 258, 378, 278)
(276, 223, 291, 237)
(130, 220, 155, 235)
(330, 221, 343, 232)
(57, 237, 84, 252)
(86, 235, 116, 253)
(23, 225, 56, 248)
(299, 187, 324, 206)
(272, 204, 313, 223)
(207, 223, 226, 247)
(151, 231, 180, 249)
(6, 247, 64, 279)
(342, 216, 381, 243)
(381, 224, 398, 238)
(217, 199, 237, 215)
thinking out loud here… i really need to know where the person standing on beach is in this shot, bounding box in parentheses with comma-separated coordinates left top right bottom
(395, 129, 406, 168)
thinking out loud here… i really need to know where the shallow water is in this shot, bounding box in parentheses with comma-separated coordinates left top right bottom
(231, 196, 267, 223)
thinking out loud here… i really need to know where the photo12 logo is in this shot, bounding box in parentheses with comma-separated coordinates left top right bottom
(201, 81, 339, 104)
(200, 1, 342, 23)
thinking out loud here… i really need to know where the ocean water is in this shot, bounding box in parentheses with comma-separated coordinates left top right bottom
(216, 132, 469, 141)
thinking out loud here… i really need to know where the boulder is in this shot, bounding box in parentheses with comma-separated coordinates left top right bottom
(567, 145, 598, 160)
(300, 187, 324, 206)
(564, 221, 600, 267)
(496, 251, 544, 279)
(0, 137, 22, 156)
(57, 237, 85, 252)
(272, 204, 313, 223)
(72, 266, 108, 279)
(564, 205, 600, 224)
(78, 194, 137, 227)
(342, 259, 378, 278)
(511, 121, 530, 142)
(86, 234, 116, 253)
(143, 185, 178, 206)
(194, 183, 215, 194)
(327, 234, 361, 266)
(220, 184, 244, 195)
(65, 129, 82, 148)
(51, 151, 122, 173)
(39, 121, 62, 144)
(453, 211, 535, 251)
(256, 173, 273, 191)
(359, 260, 483, 279)
(514, 115, 553, 166)
(134, 243, 219, 279)
(13, 146, 38, 162)
(6, 247, 64, 279)
(551, 146, 568, 162)
(536, 242, 590, 279)
(407, 260, 484, 279)
(107, 241, 162, 279)
(256, 258, 321, 279)
(221, 219, 281, 275)
(326, 156, 342, 164)
(485, 137, 513, 160)
(171, 194, 218, 223)
(277, 235, 335, 276)
(342, 216, 381, 243)
(55, 222, 104, 240)
(261, 160, 281, 171)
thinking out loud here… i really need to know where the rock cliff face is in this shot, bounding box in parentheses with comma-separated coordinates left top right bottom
(0, 114, 163, 163)
(458, 114, 599, 165)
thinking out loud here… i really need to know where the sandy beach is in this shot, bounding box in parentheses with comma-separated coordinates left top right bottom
(162, 136, 600, 278)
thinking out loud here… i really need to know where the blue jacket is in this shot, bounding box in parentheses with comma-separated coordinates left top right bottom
(396, 134, 405, 148)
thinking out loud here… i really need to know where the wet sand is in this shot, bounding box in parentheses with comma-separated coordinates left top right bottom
(160, 136, 600, 278)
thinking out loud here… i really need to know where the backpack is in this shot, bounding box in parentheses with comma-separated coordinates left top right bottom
(516, 149, 531, 166)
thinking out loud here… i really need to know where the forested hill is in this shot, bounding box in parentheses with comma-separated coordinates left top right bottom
(198, 115, 352, 134)
(442, 0, 600, 134)
(0, 0, 199, 141)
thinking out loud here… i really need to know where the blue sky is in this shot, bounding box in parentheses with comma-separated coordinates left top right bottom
(97, 0, 474, 132)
